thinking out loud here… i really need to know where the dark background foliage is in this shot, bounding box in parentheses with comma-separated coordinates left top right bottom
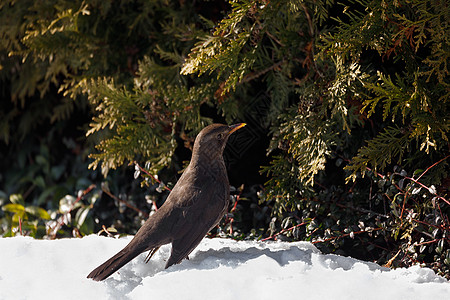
(1, 0, 448, 278)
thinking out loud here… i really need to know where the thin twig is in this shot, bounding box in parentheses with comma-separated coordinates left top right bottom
(152, 200, 159, 211)
(102, 187, 149, 218)
(227, 189, 244, 235)
(262, 218, 314, 242)
(300, 3, 323, 78)
(19, 217, 23, 236)
(134, 161, 172, 192)
(241, 60, 284, 84)
(416, 155, 450, 182)
(404, 176, 449, 205)
(414, 238, 441, 247)
(100, 225, 116, 237)
(384, 249, 401, 268)
(49, 184, 97, 239)
(311, 227, 382, 244)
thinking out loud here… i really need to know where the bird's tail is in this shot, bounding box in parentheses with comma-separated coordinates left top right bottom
(87, 247, 139, 281)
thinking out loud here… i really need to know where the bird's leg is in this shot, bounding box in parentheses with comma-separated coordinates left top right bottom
(145, 246, 161, 263)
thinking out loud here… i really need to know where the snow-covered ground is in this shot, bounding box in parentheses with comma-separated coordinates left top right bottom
(0, 235, 448, 300)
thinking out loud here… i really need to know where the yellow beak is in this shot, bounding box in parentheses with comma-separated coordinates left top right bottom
(227, 123, 246, 135)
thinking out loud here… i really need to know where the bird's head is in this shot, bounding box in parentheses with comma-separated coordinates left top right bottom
(192, 123, 246, 161)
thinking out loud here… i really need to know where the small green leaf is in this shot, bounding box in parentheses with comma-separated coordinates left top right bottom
(33, 176, 46, 188)
(413, 169, 424, 176)
(432, 228, 439, 238)
(12, 212, 25, 223)
(75, 207, 90, 227)
(37, 186, 58, 206)
(25, 206, 50, 220)
(419, 244, 426, 253)
(101, 181, 110, 193)
(2, 203, 25, 214)
(9, 194, 24, 205)
(390, 201, 399, 218)
(393, 228, 400, 240)
(0, 190, 7, 205)
(436, 239, 444, 254)
(51, 165, 65, 180)
(35, 154, 47, 166)
(59, 195, 77, 213)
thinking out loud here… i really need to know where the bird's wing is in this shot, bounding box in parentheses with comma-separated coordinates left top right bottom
(165, 226, 209, 268)
(165, 181, 228, 268)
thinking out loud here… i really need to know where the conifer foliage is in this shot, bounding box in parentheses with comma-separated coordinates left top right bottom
(1, 0, 449, 277)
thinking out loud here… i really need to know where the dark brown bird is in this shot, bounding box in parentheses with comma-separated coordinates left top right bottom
(87, 123, 246, 281)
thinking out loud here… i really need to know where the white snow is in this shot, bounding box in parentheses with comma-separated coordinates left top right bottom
(0, 235, 448, 300)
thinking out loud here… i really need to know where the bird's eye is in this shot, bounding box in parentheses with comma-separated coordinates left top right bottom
(217, 133, 224, 140)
